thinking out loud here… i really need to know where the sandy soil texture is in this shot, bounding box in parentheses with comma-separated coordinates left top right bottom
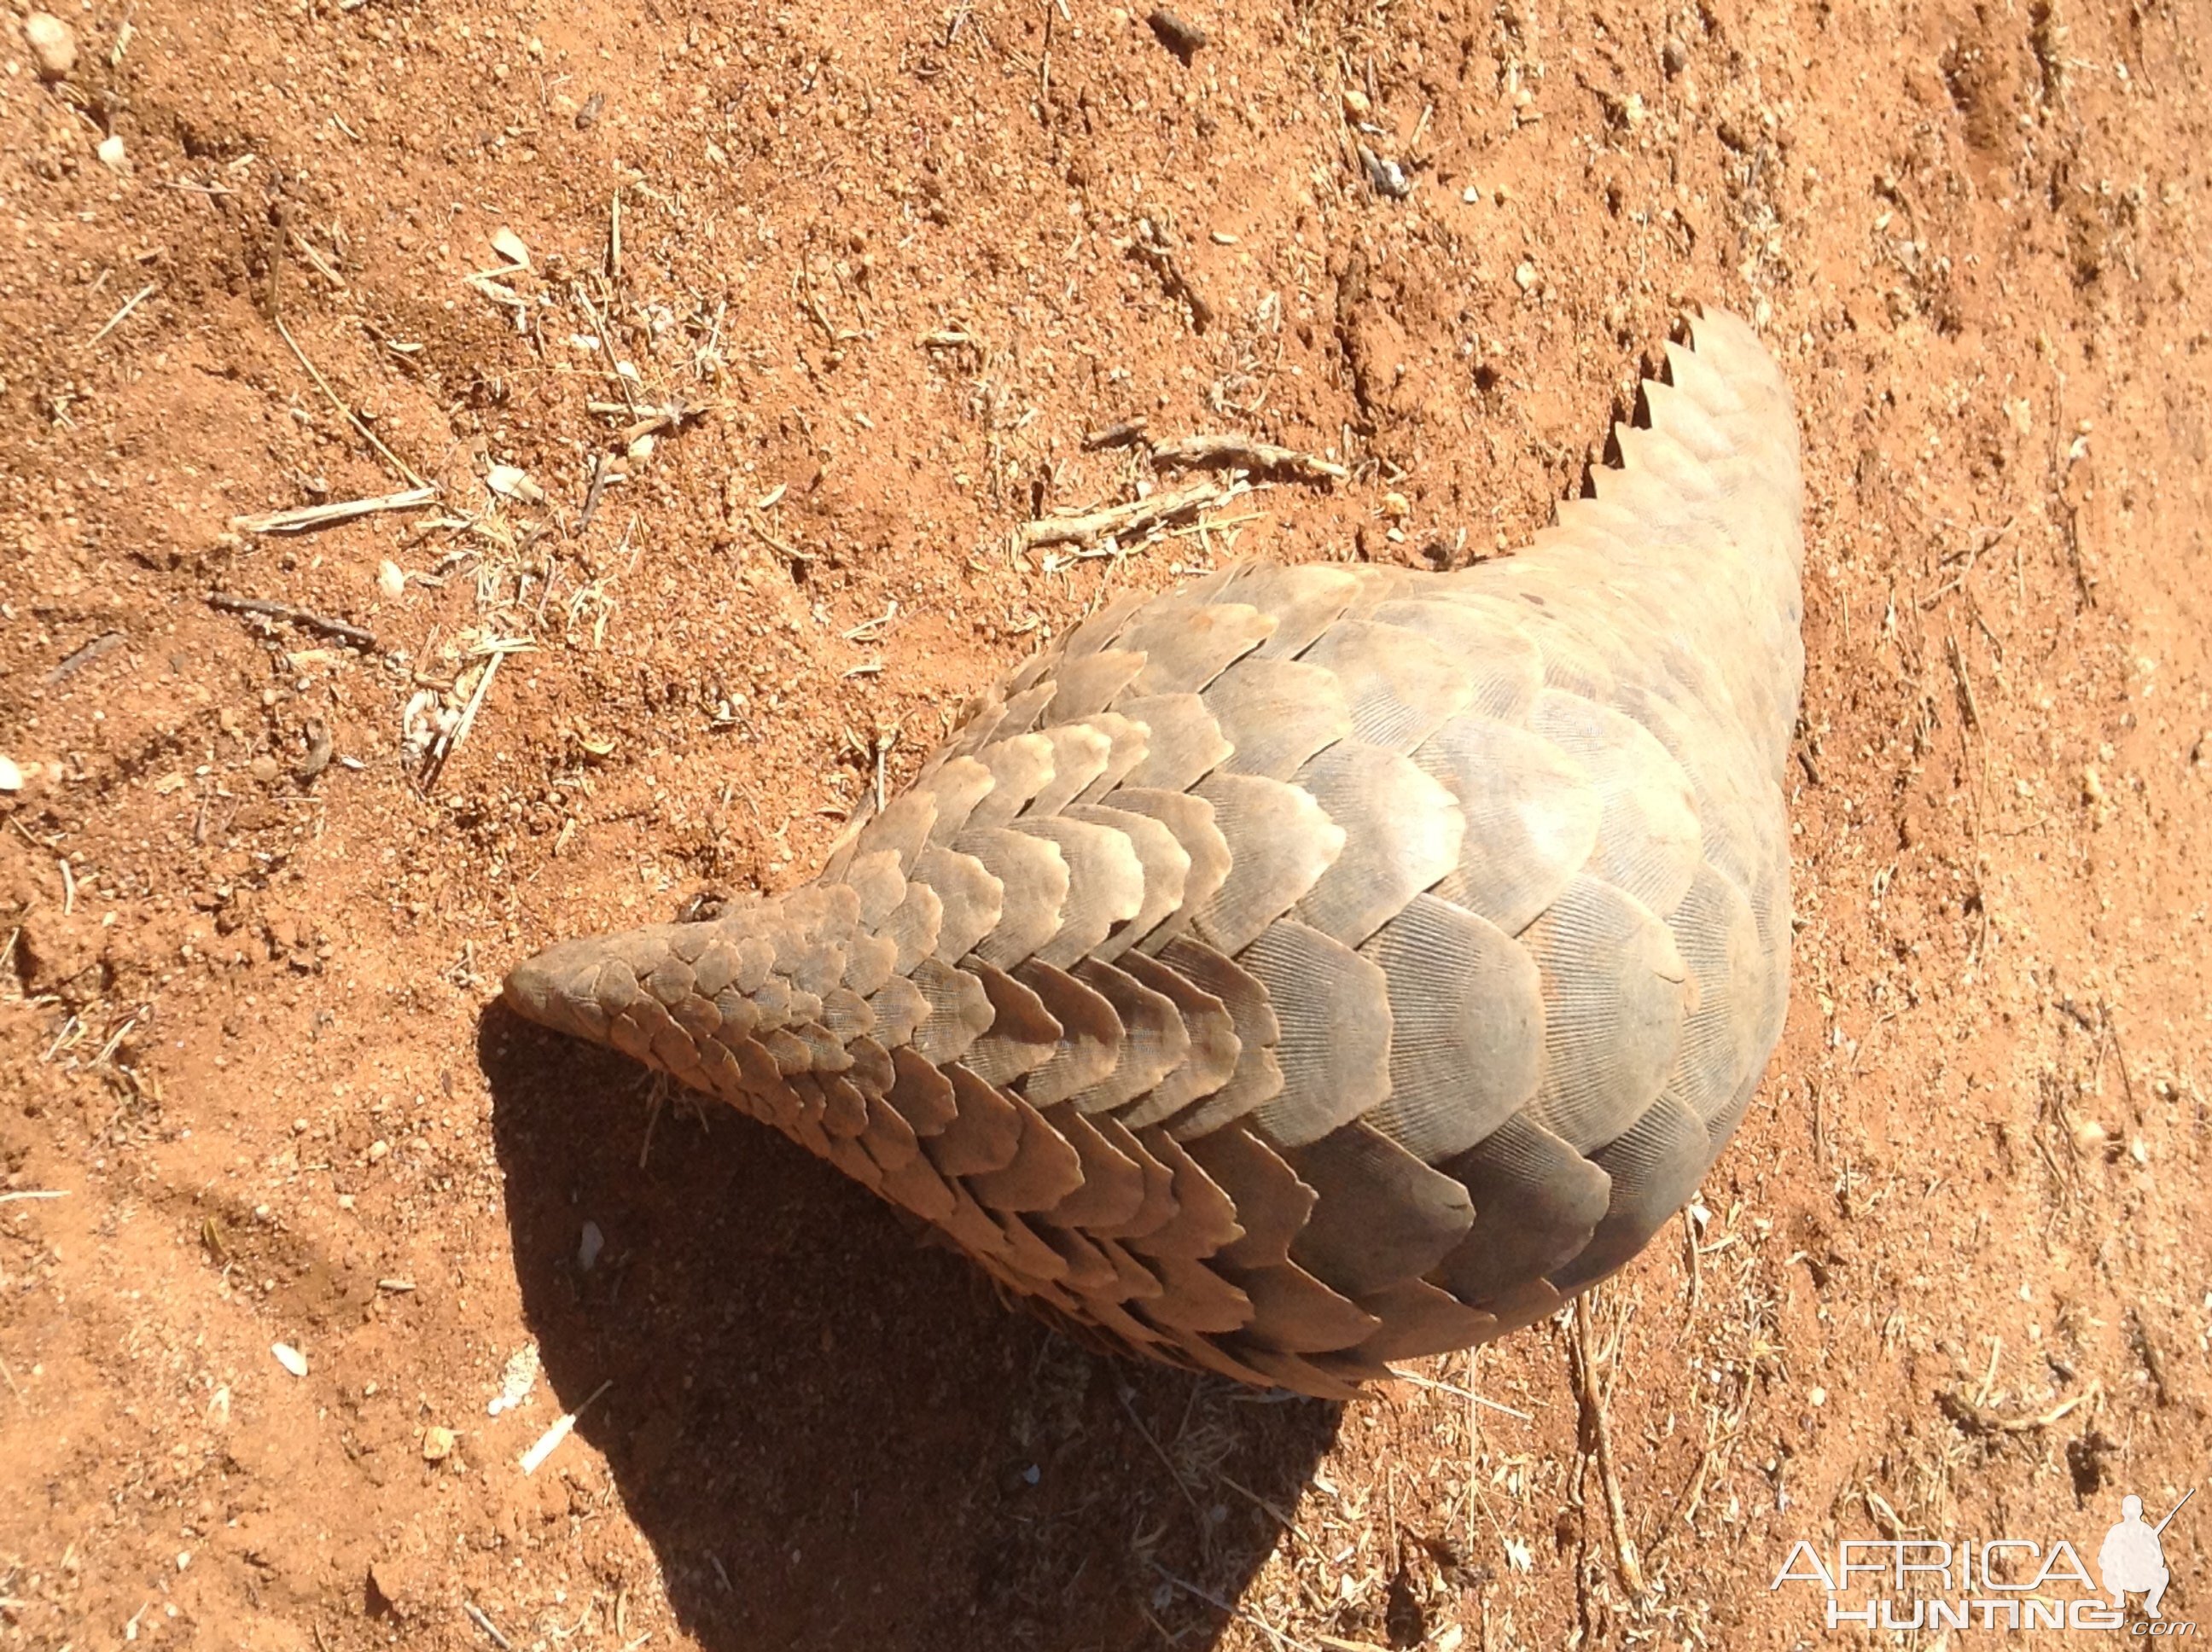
(2, 0, 2208, 1647)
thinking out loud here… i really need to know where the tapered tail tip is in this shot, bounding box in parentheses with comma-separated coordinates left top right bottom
(502, 935, 620, 1044)
(503, 923, 707, 1051)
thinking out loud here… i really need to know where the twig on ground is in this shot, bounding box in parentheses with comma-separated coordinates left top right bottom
(86, 282, 156, 347)
(2128, 1312, 2174, 1408)
(637, 1078, 667, 1171)
(573, 282, 639, 419)
(1147, 7, 1208, 61)
(2062, 500, 2095, 608)
(577, 453, 619, 538)
(1938, 1380, 2100, 1437)
(920, 326, 986, 353)
(1132, 216, 1214, 332)
(207, 591, 378, 651)
(799, 264, 858, 348)
(232, 486, 438, 536)
(871, 724, 897, 813)
(1115, 1386, 1209, 1528)
(288, 231, 347, 291)
(1151, 1567, 1320, 1652)
(1573, 1295, 1647, 1598)
(1213, 1469, 1301, 1539)
(47, 631, 125, 685)
(746, 515, 814, 565)
(585, 397, 722, 447)
(424, 645, 523, 790)
(1644, 1406, 1735, 1561)
(1391, 1368, 1534, 1421)
(1921, 515, 2015, 608)
(462, 1602, 515, 1651)
(0, 1190, 70, 1205)
(1150, 433, 1348, 482)
(1083, 417, 1149, 451)
(1946, 633, 1981, 732)
(275, 316, 428, 488)
(1975, 1336, 2002, 1407)
(296, 720, 335, 782)
(1017, 476, 1230, 552)
(518, 1379, 612, 1474)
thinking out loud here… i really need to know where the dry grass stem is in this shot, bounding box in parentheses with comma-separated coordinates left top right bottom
(86, 282, 156, 347)
(275, 316, 428, 487)
(233, 486, 439, 535)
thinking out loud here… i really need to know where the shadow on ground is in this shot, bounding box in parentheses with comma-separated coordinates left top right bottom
(481, 1003, 1341, 1652)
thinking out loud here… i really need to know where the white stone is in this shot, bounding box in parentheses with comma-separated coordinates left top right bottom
(24, 12, 77, 81)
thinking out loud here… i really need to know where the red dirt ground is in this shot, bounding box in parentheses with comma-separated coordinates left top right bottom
(3, 0, 2208, 1648)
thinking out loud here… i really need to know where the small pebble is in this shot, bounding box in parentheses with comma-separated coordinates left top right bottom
(1382, 492, 1410, 520)
(574, 91, 605, 130)
(377, 560, 405, 599)
(422, 1425, 457, 1462)
(1341, 88, 1371, 120)
(96, 133, 127, 172)
(367, 1138, 390, 1162)
(0, 755, 22, 794)
(1514, 260, 1539, 292)
(272, 1342, 309, 1378)
(248, 755, 281, 784)
(1145, 6, 1206, 61)
(1359, 145, 1411, 199)
(1662, 37, 1688, 76)
(485, 462, 544, 503)
(24, 11, 77, 81)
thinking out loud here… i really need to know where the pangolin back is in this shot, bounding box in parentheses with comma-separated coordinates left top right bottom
(504, 306, 1803, 1398)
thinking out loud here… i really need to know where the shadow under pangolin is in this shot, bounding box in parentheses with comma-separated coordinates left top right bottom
(480, 1002, 1342, 1652)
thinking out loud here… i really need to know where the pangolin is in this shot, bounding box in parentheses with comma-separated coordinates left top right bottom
(504, 306, 1802, 1398)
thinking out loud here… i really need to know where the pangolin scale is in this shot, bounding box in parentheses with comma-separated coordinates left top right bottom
(504, 306, 1803, 1398)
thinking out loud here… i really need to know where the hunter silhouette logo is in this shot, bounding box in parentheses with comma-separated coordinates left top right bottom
(2103, 1490, 2192, 1620)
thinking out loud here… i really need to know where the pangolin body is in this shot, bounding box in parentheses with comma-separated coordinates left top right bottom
(504, 307, 1803, 1398)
